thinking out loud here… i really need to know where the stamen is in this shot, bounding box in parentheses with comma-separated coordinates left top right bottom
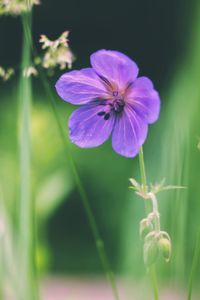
(126, 81, 134, 90)
(113, 98, 125, 113)
(104, 113, 110, 120)
(98, 74, 112, 88)
(118, 101, 125, 107)
(97, 111, 106, 116)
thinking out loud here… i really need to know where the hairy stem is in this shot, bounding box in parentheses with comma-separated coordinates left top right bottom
(148, 193, 160, 232)
(139, 146, 147, 194)
(138, 147, 159, 300)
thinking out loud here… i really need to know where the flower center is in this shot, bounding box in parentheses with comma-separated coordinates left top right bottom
(97, 91, 125, 120)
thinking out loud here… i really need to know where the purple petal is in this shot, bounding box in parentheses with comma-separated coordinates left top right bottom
(68, 103, 115, 148)
(55, 68, 108, 105)
(126, 77, 160, 124)
(133, 76, 154, 89)
(112, 105, 148, 157)
(90, 50, 139, 90)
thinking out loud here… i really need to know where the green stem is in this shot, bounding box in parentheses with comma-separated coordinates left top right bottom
(138, 147, 159, 300)
(21, 21, 120, 300)
(41, 73, 120, 300)
(148, 193, 160, 232)
(139, 146, 147, 194)
(0, 244, 3, 300)
(18, 12, 38, 300)
(187, 230, 200, 300)
(71, 160, 120, 300)
(150, 266, 159, 300)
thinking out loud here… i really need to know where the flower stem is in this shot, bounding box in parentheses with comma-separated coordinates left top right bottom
(138, 147, 159, 300)
(40, 74, 120, 300)
(148, 193, 160, 232)
(187, 230, 200, 300)
(20, 27, 120, 297)
(139, 146, 147, 194)
(0, 246, 3, 300)
(71, 160, 120, 300)
(150, 265, 159, 300)
(18, 11, 38, 300)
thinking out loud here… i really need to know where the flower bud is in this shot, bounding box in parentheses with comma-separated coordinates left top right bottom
(158, 237, 171, 262)
(143, 235, 159, 267)
(140, 218, 153, 239)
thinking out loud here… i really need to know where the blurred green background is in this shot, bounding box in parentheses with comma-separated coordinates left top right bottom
(0, 0, 200, 294)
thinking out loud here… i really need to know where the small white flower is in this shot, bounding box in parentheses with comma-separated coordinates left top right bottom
(39, 31, 74, 71)
(23, 66, 38, 77)
(0, 66, 14, 81)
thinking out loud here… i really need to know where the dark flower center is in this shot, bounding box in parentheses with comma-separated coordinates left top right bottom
(112, 97, 125, 113)
(97, 92, 125, 121)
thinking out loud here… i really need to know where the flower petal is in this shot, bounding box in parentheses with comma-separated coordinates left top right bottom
(55, 68, 108, 105)
(127, 77, 160, 124)
(90, 50, 139, 90)
(112, 105, 148, 157)
(68, 103, 115, 148)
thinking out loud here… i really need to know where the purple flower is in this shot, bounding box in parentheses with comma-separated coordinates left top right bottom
(55, 50, 160, 157)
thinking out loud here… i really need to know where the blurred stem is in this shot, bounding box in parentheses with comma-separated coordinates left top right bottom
(21, 19, 120, 300)
(149, 265, 159, 300)
(187, 230, 200, 300)
(18, 11, 38, 300)
(0, 247, 3, 300)
(40, 72, 120, 300)
(70, 159, 120, 300)
(139, 147, 159, 300)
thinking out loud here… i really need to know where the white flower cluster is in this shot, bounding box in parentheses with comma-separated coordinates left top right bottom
(0, 0, 39, 16)
(0, 31, 74, 82)
(39, 31, 74, 71)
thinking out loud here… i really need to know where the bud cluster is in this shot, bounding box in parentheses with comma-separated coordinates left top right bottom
(140, 216, 171, 266)
(129, 177, 184, 267)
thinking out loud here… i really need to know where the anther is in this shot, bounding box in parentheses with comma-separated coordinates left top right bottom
(98, 75, 112, 87)
(104, 113, 110, 120)
(97, 111, 106, 116)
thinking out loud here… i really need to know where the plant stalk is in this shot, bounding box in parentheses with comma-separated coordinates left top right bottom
(18, 11, 38, 300)
(139, 147, 159, 300)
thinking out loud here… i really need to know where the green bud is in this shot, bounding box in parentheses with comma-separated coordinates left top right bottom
(143, 235, 159, 267)
(158, 238, 171, 262)
(140, 218, 153, 239)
